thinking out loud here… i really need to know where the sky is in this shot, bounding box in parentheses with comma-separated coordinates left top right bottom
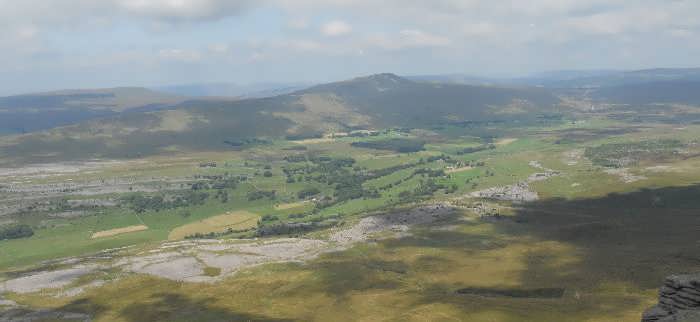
(1, 0, 700, 95)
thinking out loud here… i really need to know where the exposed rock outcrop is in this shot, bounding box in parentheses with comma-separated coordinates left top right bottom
(468, 160, 560, 202)
(642, 273, 700, 322)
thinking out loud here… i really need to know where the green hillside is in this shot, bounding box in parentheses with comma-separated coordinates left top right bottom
(0, 88, 184, 135)
(0, 74, 563, 164)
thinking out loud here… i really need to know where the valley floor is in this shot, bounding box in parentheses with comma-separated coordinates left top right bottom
(2, 121, 700, 321)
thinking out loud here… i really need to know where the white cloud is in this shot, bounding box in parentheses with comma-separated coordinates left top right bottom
(321, 20, 352, 37)
(368, 30, 450, 50)
(158, 49, 202, 62)
(117, 0, 255, 21)
(399, 30, 451, 47)
(2, 0, 700, 93)
(288, 17, 310, 30)
(208, 43, 231, 54)
(286, 40, 324, 52)
(0, 0, 256, 27)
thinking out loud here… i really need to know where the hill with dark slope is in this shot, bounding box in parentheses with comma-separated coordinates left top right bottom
(559, 68, 700, 88)
(0, 74, 562, 164)
(590, 80, 700, 105)
(155, 82, 312, 98)
(0, 88, 184, 135)
(300, 73, 561, 127)
(414, 68, 700, 89)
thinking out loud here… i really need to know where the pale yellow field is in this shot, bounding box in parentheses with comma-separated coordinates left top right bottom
(168, 211, 259, 240)
(495, 138, 518, 146)
(91, 225, 149, 239)
(291, 137, 337, 144)
(274, 201, 309, 210)
(446, 166, 474, 174)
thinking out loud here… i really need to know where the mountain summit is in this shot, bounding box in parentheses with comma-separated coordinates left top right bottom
(0, 74, 561, 162)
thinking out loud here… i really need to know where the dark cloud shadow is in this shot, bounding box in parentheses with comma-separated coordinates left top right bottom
(57, 293, 297, 322)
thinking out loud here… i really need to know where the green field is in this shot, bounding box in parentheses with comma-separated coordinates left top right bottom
(2, 114, 700, 322)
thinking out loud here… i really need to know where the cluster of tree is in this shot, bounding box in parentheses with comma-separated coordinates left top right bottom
(214, 190, 229, 203)
(198, 161, 217, 168)
(309, 155, 333, 162)
(444, 184, 459, 194)
(325, 172, 380, 204)
(247, 190, 276, 201)
(184, 226, 255, 240)
(365, 162, 419, 178)
(256, 222, 317, 237)
(584, 139, 685, 168)
(282, 156, 359, 183)
(333, 181, 380, 203)
(414, 179, 445, 197)
(289, 153, 461, 210)
(256, 216, 340, 237)
(191, 174, 244, 191)
(121, 191, 209, 213)
(282, 165, 308, 182)
(423, 154, 454, 163)
(398, 179, 446, 202)
(317, 157, 356, 170)
(0, 224, 34, 240)
(285, 132, 323, 141)
(375, 164, 444, 191)
(351, 138, 425, 153)
(297, 187, 321, 199)
(456, 144, 496, 155)
(301, 157, 422, 209)
(260, 214, 278, 222)
(288, 213, 309, 219)
(211, 177, 240, 190)
(223, 138, 270, 148)
(284, 155, 307, 163)
(50, 198, 70, 212)
(259, 212, 330, 224)
(282, 145, 307, 151)
(414, 168, 446, 178)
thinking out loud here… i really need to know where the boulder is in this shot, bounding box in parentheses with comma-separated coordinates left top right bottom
(643, 273, 700, 322)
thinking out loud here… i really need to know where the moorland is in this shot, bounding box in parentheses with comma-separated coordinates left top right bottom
(1, 69, 700, 321)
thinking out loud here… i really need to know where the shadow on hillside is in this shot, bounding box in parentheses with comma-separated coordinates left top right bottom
(508, 184, 700, 289)
(52, 185, 700, 320)
(403, 184, 700, 320)
(300, 184, 700, 319)
(58, 293, 297, 322)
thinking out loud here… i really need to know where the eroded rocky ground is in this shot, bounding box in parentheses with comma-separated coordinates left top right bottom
(469, 160, 560, 202)
(0, 204, 455, 312)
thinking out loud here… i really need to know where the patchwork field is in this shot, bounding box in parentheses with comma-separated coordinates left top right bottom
(2, 114, 700, 321)
(168, 211, 260, 240)
(91, 225, 149, 239)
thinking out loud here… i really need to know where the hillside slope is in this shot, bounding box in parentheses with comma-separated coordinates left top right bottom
(0, 88, 184, 135)
(304, 74, 560, 127)
(590, 80, 700, 105)
(0, 74, 562, 164)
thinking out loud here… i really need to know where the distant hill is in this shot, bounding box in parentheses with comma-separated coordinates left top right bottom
(302, 73, 560, 127)
(407, 74, 501, 86)
(538, 68, 700, 88)
(0, 74, 561, 164)
(0, 87, 182, 112)
(590, 80, 700, 105)
(155, 82, 313, 98)
(406, 70, 621, 87)
(412, 68, 700, 89)
(0, 88, 184, 135)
